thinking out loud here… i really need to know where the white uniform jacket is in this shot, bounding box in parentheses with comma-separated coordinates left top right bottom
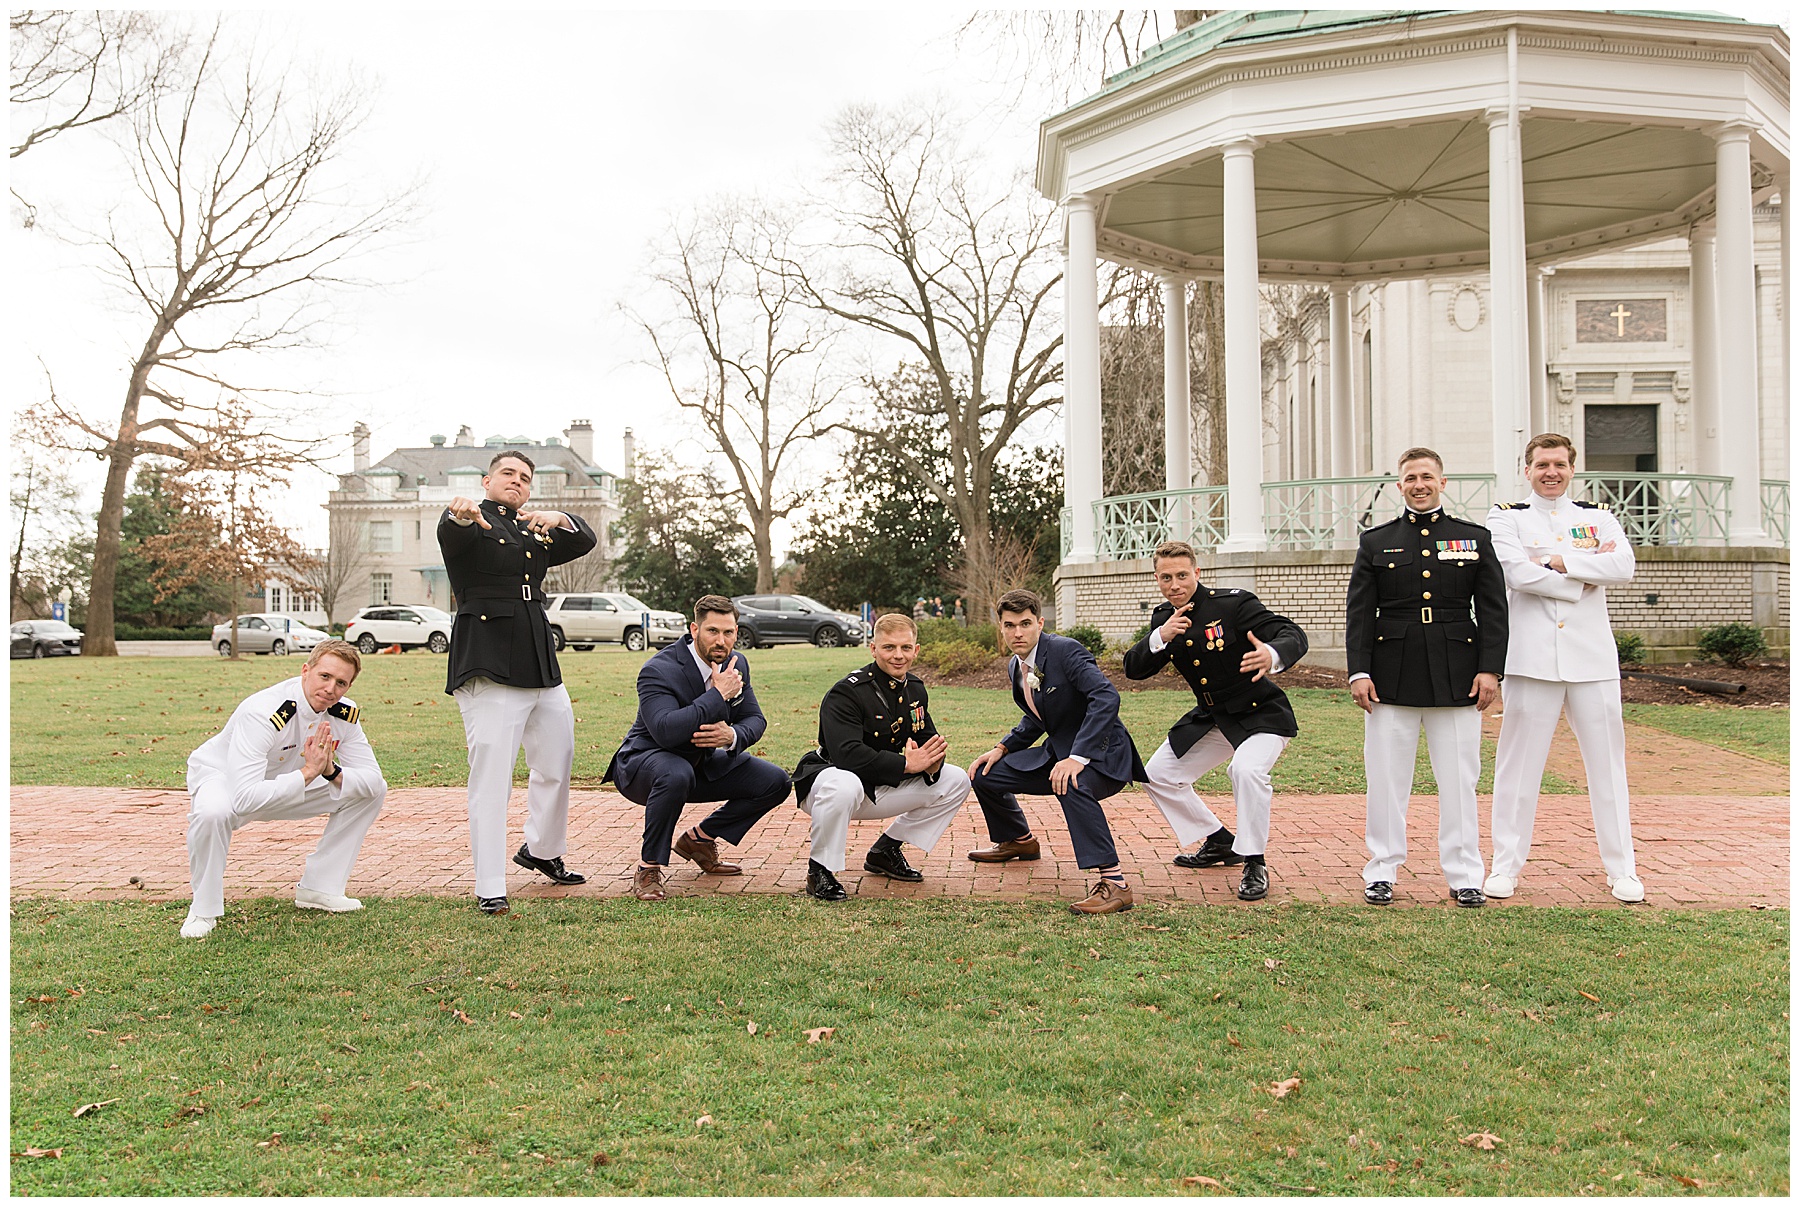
(1484, 494, 1635, 683)
(187, 677, 384, 810)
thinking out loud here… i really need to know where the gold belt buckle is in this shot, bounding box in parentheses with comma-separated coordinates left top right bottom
(1202, 692, 1215, 707)
(1420, 607, 1433, 624)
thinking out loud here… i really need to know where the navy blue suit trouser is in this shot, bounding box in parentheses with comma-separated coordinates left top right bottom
(972, 753, 1124, 870)
(617, 750, 791, 865)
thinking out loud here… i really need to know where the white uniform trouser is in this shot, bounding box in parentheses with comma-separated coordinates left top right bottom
(1490, 675, 1636, 881)
(186, 772, 386, 920)
(455, 678, 575, 898)
(1362, 703, 1484, 889)
(1142, 732, 1289, 855)
(798, 765, 971, 873)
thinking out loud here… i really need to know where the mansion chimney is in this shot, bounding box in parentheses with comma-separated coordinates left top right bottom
(453, 424, 475, 447)
(564, 419, 595, 465)
(623, 427, 636, 477)
(352, 422, 370, 472)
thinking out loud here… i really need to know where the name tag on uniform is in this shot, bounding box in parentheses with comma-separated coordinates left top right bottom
(1436, 540, 1480, 562)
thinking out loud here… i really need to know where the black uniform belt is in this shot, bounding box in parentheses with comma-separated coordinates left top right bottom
(1379, 607, 1439, 624)
(459, 584, 539, 602)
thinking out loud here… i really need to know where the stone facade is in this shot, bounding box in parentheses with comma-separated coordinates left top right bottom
(1055, 546, 1789, 667)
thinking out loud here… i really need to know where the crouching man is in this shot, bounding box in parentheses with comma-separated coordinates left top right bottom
(791, 613, 972, 901)
(181, 639, 387, 938)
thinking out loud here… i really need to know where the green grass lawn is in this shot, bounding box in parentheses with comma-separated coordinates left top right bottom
(9, 898, 1786, 1196)
(1623, 703, 1790, 766)
(12, 647, 1591, 795)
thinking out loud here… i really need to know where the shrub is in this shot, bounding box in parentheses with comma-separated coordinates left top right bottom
(916, 617, 999, 652)
(1062, 623, 1107, 655)
(1613, 630, 1647, 666)
(113, 624, 214, 641)
(913, 641, 997, 678)
(1131, 622, 1154, 646)
(1696, 622, 1767, 667)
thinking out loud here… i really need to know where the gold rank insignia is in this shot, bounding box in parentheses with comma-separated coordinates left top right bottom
(328, 701, 360, 724)
(269, 700, 298, 730)
(1203, 620, 1226, 650)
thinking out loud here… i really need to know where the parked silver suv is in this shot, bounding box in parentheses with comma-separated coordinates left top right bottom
(545, 593, 685, 652)
(212, 614, 331, 657)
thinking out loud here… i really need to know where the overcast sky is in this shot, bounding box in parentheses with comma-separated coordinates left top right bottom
(8, 5, 1790, 553)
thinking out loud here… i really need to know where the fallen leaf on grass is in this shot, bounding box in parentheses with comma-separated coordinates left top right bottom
(15, 1147, 62, 1158)
(1673, 1175, 1703, 1188)
(1225, 1033, 1242, 1048)
(746, 1021, 758, 1035)
(1181, 1174, 1223, 1188)
(617, 996, 634, 1003)
(256, 1133, 282, 1149)
(72, 1099, 118, 1118)
(238, 1097, 262, 1109)
(1522, 1009, 1543, 1022)
(1363, 1160, 1401, 1173)
(1396, 1066, 1420, 1073)
(695, 1114, 713, 1127)
(165, 1104, 205, 1127)
(1268, 1077, 1302, 1099)
(509, 1011, 523, 1020)
(26, 994, 55, 1003)
(592, 1152, 611, 1167)
(1141, 1004, 1161, 1013)
(1263, 958, 1284, 970)
(1088, 948, 1102, 960)
(805, 1027, 836, 1044)
(337, 1042, 359, 1053)
(451, 1010, 474, 1025)
(1459, 1132, 1503, 1150)
(1578, 990, 1600, 1003)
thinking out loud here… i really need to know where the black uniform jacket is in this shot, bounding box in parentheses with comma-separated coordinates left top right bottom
(438, 500, 597, 695)
(791, 663, 940, 804)
(604, 635, 770, 785)
(1122, 587, 1308, 755)
(1344, 505, 1508, 708)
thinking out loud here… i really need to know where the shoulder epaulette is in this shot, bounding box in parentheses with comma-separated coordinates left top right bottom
(844, 672, 860, 685)
(328, 701, 360, 724)
(1574, 499, 1609, 510)
(269, 700, 298, 730)
(1491, 501, 1530, 510)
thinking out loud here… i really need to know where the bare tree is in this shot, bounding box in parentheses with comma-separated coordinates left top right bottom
(629, 200, 834, 593)
(781, 102, 1065, 617)
(10, 11, 185, 159)
(542, 508, 614, 594)
(10, 433, 87, 619)
(24, 29, 414, 655)
(276, 508, 370, 628)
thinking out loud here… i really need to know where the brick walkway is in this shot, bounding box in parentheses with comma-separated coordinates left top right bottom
(10, 785, 1786, 910)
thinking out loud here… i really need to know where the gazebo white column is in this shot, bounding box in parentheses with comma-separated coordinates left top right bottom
(1219, 138, 1267, 552)
(1161, 273, 1192, 538)
(1063, 194, 1104, 562)
(1688, 222, 1722, 476)
(1328, 282, 1354, 478)
(1711, 122, 1768, 544)
(1486, 104, 1530, 497)
(1526, 268, 1548, 437)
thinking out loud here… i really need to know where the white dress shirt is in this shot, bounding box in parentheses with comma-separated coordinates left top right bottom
(1485, 492, 1635, 683)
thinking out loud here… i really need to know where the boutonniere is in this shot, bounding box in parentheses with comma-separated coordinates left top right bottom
(1025, 666, 1042, 693)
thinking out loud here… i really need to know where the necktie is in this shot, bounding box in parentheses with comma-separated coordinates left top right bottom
(1020, 661, 1042, 719)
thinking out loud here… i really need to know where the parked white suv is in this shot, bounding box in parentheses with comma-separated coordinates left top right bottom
(545, 593, 685, 652)
(344, 605, 454, 654)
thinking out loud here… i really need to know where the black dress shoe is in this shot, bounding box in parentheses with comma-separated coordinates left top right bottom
(1236, 860, 1269, 901)
(1363, 881, 1394, 905)
(1450, 887, 1486, 908)
(514, 844, 586, 885)
(806, 861, 848, 902)
(1174, 828, 1244, 869)
(478, 895, 510, 915)
(863, 842, 924, 882)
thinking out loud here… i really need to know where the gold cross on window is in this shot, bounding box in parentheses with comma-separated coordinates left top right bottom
(1609, 303, 1632, 337)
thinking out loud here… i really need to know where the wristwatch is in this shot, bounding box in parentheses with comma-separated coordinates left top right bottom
(322, 764, 343, 783)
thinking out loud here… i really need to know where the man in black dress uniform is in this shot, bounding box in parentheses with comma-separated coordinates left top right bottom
(790, 613, 971, 902)
(1124, 540, 1308, 901)
(440, 450, 598, 915)
(1345, 446, 1507, 908)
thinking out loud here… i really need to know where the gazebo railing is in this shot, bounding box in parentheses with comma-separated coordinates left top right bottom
(1058, 473, 1785, 558)
(1762, 479, 1789, 545)
(1571, 472, 1730, 546)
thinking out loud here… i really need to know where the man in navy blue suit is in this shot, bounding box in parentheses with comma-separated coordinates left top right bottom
(604, 595, 790, 902)
(967, 589, 1148, 914)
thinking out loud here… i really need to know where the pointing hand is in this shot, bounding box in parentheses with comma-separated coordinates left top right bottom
(447, 496, 491, 529)
(1159, 600, 1195, 643)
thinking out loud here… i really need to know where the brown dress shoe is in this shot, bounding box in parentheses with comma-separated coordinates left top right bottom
(966, 836, 1042, 863)
(1069, 877, 1134, 915)
(674, 831, 742, 875)
(631, 865, 668, 902)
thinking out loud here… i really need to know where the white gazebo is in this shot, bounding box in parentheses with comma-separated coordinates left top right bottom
(1039, 9, 1789, 658)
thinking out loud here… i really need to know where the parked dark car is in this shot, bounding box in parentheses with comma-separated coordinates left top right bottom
(729, 594, 864, 648)
(11, 619, 82, 659)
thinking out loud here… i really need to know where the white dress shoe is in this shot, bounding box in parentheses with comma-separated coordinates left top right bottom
(295, 887, 363, 912)
(180, 915, 217, 939)
(1608, 875, 1645, 904)
(1482, 873, 1516, 899)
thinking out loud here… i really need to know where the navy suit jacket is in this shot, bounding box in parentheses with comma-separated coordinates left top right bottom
(1001, 632, 1146, 785)
(604, 636, 769, 784)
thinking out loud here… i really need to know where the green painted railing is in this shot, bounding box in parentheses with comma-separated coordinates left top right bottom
(1762, 480, 1789, 545)
(1570, 472, 1730, 546)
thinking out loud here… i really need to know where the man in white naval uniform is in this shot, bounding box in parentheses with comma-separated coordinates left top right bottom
(1484, 434, 1643, 903)
(182, 639, 387, 938)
